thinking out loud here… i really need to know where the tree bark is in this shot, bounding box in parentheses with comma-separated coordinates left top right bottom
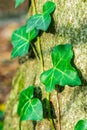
(4, 0, 87, 130)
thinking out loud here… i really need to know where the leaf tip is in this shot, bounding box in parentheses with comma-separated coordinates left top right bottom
(43, 1, 56, 14)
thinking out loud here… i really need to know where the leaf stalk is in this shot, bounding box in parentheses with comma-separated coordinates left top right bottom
(31, 43, 39, 62)
(19, 120, 21, 130)
(31, 1, 55, 129)
(37, 36, 44, 72)
(31, 0, 37, 14)
(27, 0, 39, 61)
(56, 89, 61, 130)
(46, 92, 56, 130)
(31, 0, 44, 72)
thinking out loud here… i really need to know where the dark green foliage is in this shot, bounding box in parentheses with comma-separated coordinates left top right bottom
(11, 26, 39, 58)
(26, 1, 56, 32)
(11, 1, 82, 129)
(11, 1, 56, 59)
(43, 1, 56, 14)
(17, 86, 43, 121)
(40, 44, 81, 92)
(26, 14, 51, 32)
(74, 120, 87, 130)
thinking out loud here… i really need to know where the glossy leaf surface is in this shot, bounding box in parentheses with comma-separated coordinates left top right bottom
(15, 0, 24, 8)
(43, 1, 56, 14)
(28, 29, 39, 41)
(26, 14, 51, 32)
(11, 26, 38, 58)
(18, 86, 43, 121)
(40, 44, 81, 92)
(26, 1, 55, 32)
(74, 120, 87, 130)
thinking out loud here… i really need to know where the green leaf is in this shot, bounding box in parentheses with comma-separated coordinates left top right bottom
(18, 86, 34, 116)
(26, 13, 51, 32)
(11, 26, 38, 58)
(74, 120, 87, 130)
(40, 44, 81, 92)
(43, 1, 56, 14)
(28, 29, 39, 41)
(0, 121, 3, 130)
(15, 0, 25, 8)
(18, 86, 43, 121)
(11, 26, 29, 58)
(11, 42, 29, 58)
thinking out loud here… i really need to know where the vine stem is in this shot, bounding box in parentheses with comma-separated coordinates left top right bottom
(31, 0, 44, 72)
(46, 93, 56, 130)
(31, 0, 36, 14)
(27, 0, 39, 61)
(37, 36, 44, 72)
(19, 120, 21, 130)
(31, 0, 55, 129)
(56, 89, 61, 130)
(31, 43, 39, 62)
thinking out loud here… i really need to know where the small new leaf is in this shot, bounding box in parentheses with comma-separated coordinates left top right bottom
(11, 26, 38, 58)
(43, 1, 56, 14)
(18, 86, 43, 121)
(74, 120, 87, 130)
(26, 14, 51, 32)
(15, 0, 24, 8)
(40, 44, 81, 92)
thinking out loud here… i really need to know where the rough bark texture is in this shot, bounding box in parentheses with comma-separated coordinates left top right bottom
(4, 0, 87, 130)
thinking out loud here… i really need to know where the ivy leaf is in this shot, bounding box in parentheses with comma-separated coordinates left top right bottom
(17, 86, 43, 121)
(74, 120, 87, 130)
(15, 0, 25, 8)
(40, 44, 81, 92)
(28, 28, 39, 41)
(11, 26, 38, 58)
(11, 26, 29, 58)
(26, 13, 51, 32)
(43, 1, 56, 15)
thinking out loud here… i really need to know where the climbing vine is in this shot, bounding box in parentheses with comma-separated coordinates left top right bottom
(10, 0, 83, 130)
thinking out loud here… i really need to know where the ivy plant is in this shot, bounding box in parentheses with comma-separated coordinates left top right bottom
(10, 0, 82, 130)
(11, 1, 56, 59)
(74, 120, 87, 130)
(26, 1, 56, 32)
(18, 86, 43, 121)
(11, 26, 39, 58)
(40, 44, 81, 92)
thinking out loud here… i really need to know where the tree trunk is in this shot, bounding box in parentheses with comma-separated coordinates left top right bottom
(4, 0, 87, 130)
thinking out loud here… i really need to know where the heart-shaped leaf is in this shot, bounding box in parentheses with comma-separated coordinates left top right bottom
(40, 44, 81, 92)
(11, 26, 38, 58)
(43, 1, 56, 14)
(15, 0, 24, 8)
(26, 13, 51, 32)
(18, 86, 43, 121)
(74, 120, 87, 130)
(26, 1, 56, 33)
